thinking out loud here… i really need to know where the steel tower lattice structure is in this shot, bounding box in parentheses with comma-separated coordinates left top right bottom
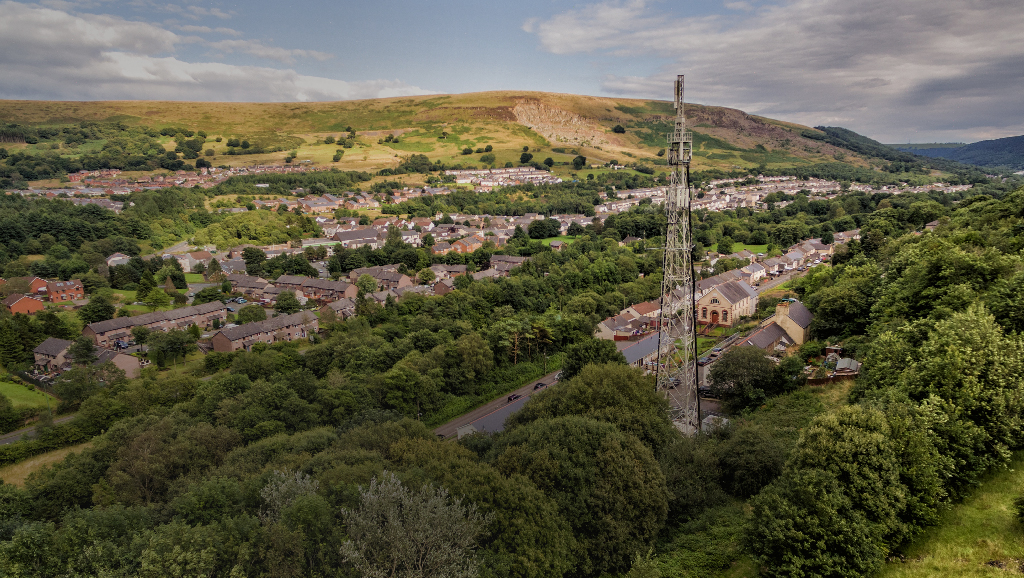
(655, 75, 699, 434)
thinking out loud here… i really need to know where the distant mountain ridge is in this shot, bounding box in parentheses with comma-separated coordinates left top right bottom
(895, 135, 1024, 170)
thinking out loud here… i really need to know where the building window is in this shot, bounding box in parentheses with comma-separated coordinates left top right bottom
(702, 307, 707, 319)
(723, 310, 728, 322)
(710, 298, 719, 304)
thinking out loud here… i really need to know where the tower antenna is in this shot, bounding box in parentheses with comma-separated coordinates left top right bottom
(656, 74, 700, 434)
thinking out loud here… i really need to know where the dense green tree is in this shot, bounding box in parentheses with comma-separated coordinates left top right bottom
(707, 346, 787, 412)
(341, 471, 488, 578)
(78, 295, 115, 324)
(275, 291, 302, 314)
(747, 468, 883, 578)
(507, 363, 674, 454)
(492, 416, 668, 577)
(69, 335, 98, 366)
(237, 304, 267, 325)
(559, 337, 626, 381)
(572, 155, 587, 170)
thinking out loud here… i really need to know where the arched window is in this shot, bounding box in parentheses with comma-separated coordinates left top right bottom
(722, 310, 728, 322)
(702, 307, 707, 318)
(711, 298, 720, 304)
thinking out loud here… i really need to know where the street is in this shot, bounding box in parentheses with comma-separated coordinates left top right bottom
(433, 370, 561, 439)
(0, 415, 76, 446)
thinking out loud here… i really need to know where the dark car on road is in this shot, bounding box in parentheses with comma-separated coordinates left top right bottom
(507, 393, 523, 403)
(698, 357, 711, 366)
(534, 381, 547, 390)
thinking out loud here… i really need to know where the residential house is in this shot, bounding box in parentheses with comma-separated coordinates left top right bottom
(333, 229, 383, 250)
(739, 262, 766, 284)
(32, 337, 142, 378)
(3, 293, 45, 315)
(176, 251, 214, 273)
(210, 311, 319, 352)
(33, 337, 72, 372)
(618, 333, 661, 371)
(7, 276, 48, 296)
(433, 279, 456, 295)
(46, 280, 84, 302)
(696, 280, 758, 327)
(106, 253, 131, 267)
(626, 300, 661, 319)
(738, 299, 814, 352)
(451, 234, 485, 254)
(428, 264, 467, 280)
(83, 301, 229, 347)
(228, 274, 273, 298)
(431, 242, 453, 255)
(320, 298, 356, 320)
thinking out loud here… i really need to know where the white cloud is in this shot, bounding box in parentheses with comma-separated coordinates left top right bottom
(208, 39, 332, 65)
(176, 24, 242, 36)
(527, 0, 1024, 142)
(0, 2, 430, 102)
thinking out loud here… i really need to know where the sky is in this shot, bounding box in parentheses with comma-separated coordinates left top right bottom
(1, 0, 1021, 143)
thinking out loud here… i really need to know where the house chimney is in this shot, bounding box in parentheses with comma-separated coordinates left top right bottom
(775, 301, 790, 318)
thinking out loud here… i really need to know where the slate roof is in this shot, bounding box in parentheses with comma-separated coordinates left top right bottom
(85, 301, 227, 334)
(786, 301, 814, 329)
(740, 322, 790, 350)
(215, 311, 316, 342)
(715, 280, 758, 304)
(620, 333, 659, 364)
(34, 337, 72, 356)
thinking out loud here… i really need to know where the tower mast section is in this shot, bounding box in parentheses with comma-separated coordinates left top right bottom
(655, 74, 699, 434)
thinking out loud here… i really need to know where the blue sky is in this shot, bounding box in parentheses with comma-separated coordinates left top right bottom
(1, 0, 1021, 143)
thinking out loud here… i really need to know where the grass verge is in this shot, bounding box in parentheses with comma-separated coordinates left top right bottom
(0, 381, 52, 410)
(0, 441, 93, 487)
(877, 451, 1024, 578)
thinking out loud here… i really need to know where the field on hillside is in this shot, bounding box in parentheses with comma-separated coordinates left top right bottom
(0, 442, 93, 487)
(877, 451, 1024, 578)
(0, 91, 861, 177)
(0, 381, 51, 410)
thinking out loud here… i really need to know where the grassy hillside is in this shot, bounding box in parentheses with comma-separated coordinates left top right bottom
(0, 92, 863, 175)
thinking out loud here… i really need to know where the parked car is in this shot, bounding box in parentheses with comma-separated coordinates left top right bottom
(237, 298, 247, 304)
(226, 306, 236, 312)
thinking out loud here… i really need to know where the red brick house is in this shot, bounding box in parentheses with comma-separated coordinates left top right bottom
(46, 280, 84, 302)
(3, 293, 45, 315)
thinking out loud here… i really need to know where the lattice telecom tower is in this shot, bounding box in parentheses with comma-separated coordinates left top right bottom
(656, 75, 699, 434)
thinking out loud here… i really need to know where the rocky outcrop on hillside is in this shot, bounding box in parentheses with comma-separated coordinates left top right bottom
(513, 101, 610, 147)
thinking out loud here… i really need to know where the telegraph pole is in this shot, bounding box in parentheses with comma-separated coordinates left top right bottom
(655, 75, 700, 434)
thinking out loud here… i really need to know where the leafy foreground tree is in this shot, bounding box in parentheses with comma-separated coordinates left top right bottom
(341, 471, 490, 578)
(493, 416, 669, 577)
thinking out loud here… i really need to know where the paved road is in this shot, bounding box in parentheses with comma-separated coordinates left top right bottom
(434, 370, 560, 439)
(157, 240, 190, 256)
(0, 415, 76, 446)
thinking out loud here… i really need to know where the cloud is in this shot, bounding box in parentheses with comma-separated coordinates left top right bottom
(176, 24, 242, 36)
(208, 39, 332, 65)
(527, 0, 1024, 141)
(0, 2, 429, 102)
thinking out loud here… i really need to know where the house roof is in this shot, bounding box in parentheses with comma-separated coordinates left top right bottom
(619, 333, 659, 364)
(630, 301, 660, 316)
(34, 337, 72, 356)
(215, 311, 316, 342)
(784, 300, 813, 328)
(86, 301, 227, 334)
(714, 280, 758, 304)
(740, 322, 790, 350)
(323, 298, 356, 312)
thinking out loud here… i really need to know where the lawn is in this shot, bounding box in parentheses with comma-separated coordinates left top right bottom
(0, 381, 52, 410)
(541, 236, 578, 246)
(877, 451, 1024, 578)
(710, 243, 768, 254)
(185, 274, 205, 283)
(0, 441, 93, 487)
(111, 289, 137, 305)
(120, 303, 174, 313)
